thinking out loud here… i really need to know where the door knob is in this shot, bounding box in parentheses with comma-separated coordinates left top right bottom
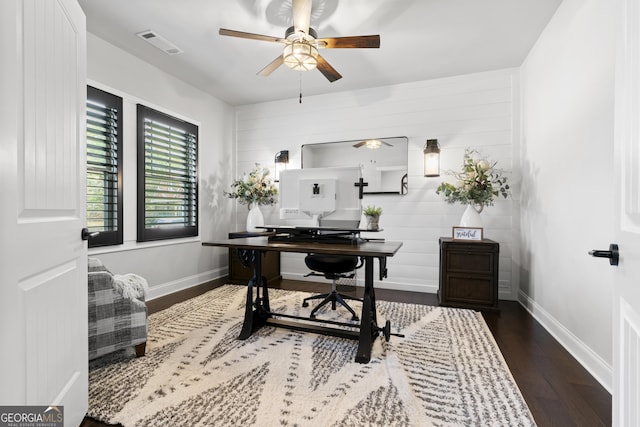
(588, 243, 619, 266)
(81, 228, 99, 241)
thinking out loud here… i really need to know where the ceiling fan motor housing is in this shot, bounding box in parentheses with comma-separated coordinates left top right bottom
(285, 26, 318, 40)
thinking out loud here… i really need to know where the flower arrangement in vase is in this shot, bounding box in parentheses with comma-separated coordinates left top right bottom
(224, 164, 278, 231)
(436, 149, 510, 227)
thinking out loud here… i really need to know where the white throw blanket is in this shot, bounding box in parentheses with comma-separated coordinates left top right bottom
(112, 273, 149, 302)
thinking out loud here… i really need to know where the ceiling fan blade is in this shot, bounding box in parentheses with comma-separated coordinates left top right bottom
(219, 28, 285, 43)
(316, 54, 342, 82)
(317, 35, 381, 49)
(353, 141, 367, 148)
(258, 55, 285, 77)
(292, 0, 312, 34)
(382, 141, 393, 147)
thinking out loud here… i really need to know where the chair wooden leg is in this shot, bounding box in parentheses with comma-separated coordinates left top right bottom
(135, 342, 146, 357)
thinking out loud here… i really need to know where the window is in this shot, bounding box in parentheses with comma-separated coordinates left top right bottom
(137, 104, 198, 241)
(86, 86, 123, 247)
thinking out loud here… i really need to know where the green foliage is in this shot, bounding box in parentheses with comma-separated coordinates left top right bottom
(224, 164, 278, 207)
(436, 148, 510, 208)
(363, 205, 382, 217)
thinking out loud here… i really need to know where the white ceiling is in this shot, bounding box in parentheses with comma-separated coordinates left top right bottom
(78, 0, 562, 106)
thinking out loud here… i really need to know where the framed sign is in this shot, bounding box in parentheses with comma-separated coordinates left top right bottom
(452, 227, 484, 241)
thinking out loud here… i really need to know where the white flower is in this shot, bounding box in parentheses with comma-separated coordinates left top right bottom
(436, 148, 510, 207)
(224, 163, 279, 206)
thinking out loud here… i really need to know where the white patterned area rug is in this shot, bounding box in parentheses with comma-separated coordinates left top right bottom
(88, 284, 536, 427)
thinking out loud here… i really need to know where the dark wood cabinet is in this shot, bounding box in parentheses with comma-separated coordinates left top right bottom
(228, 231, 281, 284)
(438, 237, 499, 311)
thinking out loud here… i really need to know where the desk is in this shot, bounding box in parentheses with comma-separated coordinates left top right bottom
(228, 231, 281, 284)
(202, 237, 403, 363)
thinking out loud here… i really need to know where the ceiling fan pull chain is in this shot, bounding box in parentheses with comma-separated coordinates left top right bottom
(299, 72, 303, 104)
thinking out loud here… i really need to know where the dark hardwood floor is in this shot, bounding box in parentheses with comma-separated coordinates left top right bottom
(82, 279, 611, 427)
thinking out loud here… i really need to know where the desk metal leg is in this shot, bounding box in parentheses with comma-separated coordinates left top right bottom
(355, 256, 379, 363)
(238, 249, 270, 339)
(238, 249, 386, 363)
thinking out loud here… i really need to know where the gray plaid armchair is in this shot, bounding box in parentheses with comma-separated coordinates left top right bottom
(88, 258, 148, 360)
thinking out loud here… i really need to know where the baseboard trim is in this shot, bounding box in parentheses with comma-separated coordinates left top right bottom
(146, 268, 225, 304)
(146, 276, 227, 315)
(280, 273, 438, 294)
(517, 290, 612, 393)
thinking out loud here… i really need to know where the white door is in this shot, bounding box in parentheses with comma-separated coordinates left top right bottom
(613, 0, 640, 425)
(0, 0, 87, 425)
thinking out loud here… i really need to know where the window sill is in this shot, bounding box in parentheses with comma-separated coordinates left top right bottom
(88, 236, 201, 255)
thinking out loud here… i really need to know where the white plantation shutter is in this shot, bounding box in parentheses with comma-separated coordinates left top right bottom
(137, 104, 198, 241)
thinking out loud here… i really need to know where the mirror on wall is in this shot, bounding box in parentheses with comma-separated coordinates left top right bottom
(301, 136, 409, 195)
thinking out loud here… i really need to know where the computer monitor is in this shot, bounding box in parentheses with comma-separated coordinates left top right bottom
(279, 166, 363, 228)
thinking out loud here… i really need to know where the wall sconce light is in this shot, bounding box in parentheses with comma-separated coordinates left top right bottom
(423, 139, 440, 177)
(274, 150, 289, 182)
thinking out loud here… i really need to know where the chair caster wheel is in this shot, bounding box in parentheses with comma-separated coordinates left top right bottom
(309, 314, 316, 319)
(302, 301, 309, 307)
(351, 315, 359, 321)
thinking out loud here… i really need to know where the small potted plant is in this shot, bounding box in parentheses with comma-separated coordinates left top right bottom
(363, 205, 382, 230)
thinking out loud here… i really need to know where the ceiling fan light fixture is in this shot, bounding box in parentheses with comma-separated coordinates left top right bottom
(283, 40, 318, 71)
(365, 139, 382, 149)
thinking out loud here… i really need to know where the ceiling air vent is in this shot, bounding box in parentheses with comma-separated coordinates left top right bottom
(136, 30, 183, 55)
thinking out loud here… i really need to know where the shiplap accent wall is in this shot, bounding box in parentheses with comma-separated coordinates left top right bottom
(234, 68, 520, 298)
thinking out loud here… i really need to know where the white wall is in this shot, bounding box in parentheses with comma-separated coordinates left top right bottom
(86, 34, 236, 299)
(234, 69, 521, 298)
(520, 0, 615, 390)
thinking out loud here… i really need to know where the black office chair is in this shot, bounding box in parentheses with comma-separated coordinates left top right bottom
(302, 254, 363, 320)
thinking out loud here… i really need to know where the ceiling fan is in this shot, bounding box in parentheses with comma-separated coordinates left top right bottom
(219, 0, 380, 82)
(353, 139, 392, 149)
